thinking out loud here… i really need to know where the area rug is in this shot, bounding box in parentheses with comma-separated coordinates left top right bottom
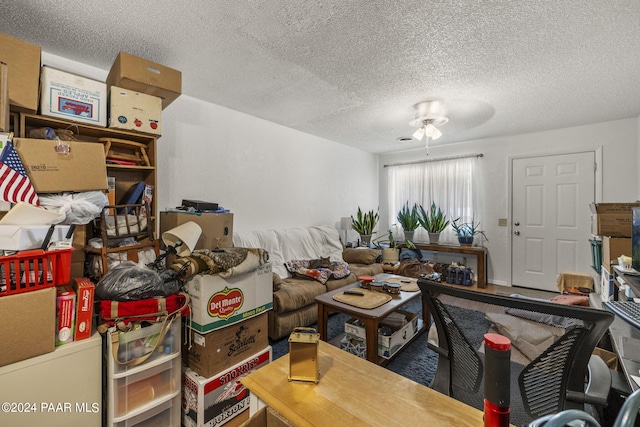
(268, 299, 490, 388)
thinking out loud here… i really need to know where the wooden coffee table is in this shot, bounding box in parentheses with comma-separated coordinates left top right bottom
(314, 273, 428, 365)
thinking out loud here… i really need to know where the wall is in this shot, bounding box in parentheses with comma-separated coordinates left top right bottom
(40, 52, 380, 235)
(159, 96, 379, 233)
(378, 118, 639, 286)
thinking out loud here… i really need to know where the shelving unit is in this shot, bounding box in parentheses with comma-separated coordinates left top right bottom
(17, 113, 158, 229)
(105, 319, 182, 426)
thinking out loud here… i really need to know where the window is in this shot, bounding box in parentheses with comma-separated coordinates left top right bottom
(387, 156, 482, 244)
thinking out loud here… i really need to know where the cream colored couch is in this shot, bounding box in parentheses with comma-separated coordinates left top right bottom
(233, 225, 383, 340)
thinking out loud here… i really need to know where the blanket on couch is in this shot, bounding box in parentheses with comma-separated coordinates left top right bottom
(170, 247, 269, 278)
(284, 259, 351, 285)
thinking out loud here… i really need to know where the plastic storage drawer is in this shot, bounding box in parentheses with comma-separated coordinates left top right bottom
(113, 390, 180, 427)
(114, 354, 180, 417)
(112, 319, 180, 375)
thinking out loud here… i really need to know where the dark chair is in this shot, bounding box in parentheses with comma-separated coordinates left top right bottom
(417, 279, 615, 427)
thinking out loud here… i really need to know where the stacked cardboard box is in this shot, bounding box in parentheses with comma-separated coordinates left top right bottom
(183, 346, 272, 427)
(0, 33, 41, 113)
(180, 213, 274, 426)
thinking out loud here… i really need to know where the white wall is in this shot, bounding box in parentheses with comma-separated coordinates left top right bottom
(159, 96, 379, 233)
(378, 118, 639, 286)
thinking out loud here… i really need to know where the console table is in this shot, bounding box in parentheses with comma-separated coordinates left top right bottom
(411, 243, 488, 288)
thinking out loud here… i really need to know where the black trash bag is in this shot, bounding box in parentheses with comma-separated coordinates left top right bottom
(96, 261, 181, 301)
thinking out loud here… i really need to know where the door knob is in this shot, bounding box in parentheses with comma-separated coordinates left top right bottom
(514, 221, 520, 226)
(514, 231, 520, 236)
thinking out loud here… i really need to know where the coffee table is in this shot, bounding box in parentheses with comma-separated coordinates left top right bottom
(314, 273, 428, 365)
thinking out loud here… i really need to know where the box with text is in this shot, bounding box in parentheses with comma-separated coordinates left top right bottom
(186, 264, 272, 333)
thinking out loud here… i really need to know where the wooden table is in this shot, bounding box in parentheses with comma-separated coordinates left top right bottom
(241, 341, 488, 427)
(314, 273, 428, 365)
(411, 242, 488, 288)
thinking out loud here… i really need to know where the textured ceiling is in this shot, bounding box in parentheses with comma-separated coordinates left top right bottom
(1, 1, 640, 153)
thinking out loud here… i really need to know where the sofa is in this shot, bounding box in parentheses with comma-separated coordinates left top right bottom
(233, 225, 383, 340)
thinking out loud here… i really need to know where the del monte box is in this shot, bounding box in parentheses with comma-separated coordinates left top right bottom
(186, 263, 272, 333)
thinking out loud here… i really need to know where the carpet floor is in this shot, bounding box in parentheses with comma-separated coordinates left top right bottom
(269, 299, 489, 387)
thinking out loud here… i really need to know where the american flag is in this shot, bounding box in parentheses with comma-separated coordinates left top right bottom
(0, 142, 39, 206)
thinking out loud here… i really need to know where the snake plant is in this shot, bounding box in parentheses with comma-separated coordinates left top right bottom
(417, 202, 449, 233)
(351, 207, 379, 235)
(396, 202, 420, 232)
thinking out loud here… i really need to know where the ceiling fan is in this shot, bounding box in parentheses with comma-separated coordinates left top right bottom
(408, 101, 449, 154)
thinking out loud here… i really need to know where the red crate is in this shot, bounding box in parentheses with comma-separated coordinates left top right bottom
(0, 248, 73, 297)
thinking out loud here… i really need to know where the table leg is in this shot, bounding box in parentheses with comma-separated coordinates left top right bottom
(317, 302, 328, 341)
(477, 252, 486, 288)
(365, 319, 378, 364)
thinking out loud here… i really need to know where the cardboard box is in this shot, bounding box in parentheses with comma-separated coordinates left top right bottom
(106, 51, 181, 109)
(0, 224, 72, 251)
(70, 224, 86, 263)
(602, 236, 632, 272)
(590, 203, 640, 237)
(160, 211, 234, 253)
(55, 285, 76, 346)
(0, 287, 55, 367)
(186, 312, 269, 378)
(14, 138, 108, 192)
(0, 62, 9, 132)
(0, 33, 41, 112)
(186, 264, 273, 333)
(183, 346, 272, 427)
(72, 277, 94, 341)
(40, 66, 107, 126)
(345, 310, 419, 359)
(108, 86, 162, 135)
(69, 261, 85, 283)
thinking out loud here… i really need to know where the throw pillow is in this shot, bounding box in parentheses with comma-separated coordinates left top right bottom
(342, 248, 378, 265)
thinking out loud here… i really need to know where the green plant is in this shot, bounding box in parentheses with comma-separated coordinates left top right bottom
(417, 202, 449, 233)
(396, 202, 420, 232)
(351, 207, 379, 235)
(451, 218, 488, 241)
(372, 230, 417, 249)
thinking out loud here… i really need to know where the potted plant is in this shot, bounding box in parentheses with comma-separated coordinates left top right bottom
(351, 207, 379, 246)
(417, 202, 449, 244)
(372, 230, 416, 264)
(451, 218, 488, 246)
(396, 202, 420, 241)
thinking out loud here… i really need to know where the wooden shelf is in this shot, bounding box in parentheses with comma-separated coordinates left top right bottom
(18, 113, 157, 226)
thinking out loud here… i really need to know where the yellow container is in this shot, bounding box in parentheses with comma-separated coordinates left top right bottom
(288, 327, 320, 383)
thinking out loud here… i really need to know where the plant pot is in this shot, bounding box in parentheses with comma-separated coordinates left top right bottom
(403, 231, 415, 242)
(428, 233, 441, 244)
(359, 234, 372, 247)
(458, 236, 474, 246)
(381, 248, 399, 264)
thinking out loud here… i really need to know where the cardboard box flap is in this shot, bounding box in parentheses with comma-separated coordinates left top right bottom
(14, 138, 107, 193)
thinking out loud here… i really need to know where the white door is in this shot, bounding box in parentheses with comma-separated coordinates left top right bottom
(511, 152, 595, 292)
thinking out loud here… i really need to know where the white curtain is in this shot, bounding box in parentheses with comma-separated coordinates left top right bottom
(387, 156, 482, 244)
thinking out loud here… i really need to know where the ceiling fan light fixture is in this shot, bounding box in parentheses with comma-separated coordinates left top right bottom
(412, 127, 425, 141)
(424, 123, 442, 140)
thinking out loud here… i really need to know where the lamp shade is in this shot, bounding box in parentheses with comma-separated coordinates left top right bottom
(340, 217, 352, 230)
(162, 221, 202, 257)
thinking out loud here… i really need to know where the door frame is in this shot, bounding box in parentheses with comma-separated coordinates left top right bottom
(507, 147, 603, 287)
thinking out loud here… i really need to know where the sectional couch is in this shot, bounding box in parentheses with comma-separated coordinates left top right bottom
(233, 225, 383, 340)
